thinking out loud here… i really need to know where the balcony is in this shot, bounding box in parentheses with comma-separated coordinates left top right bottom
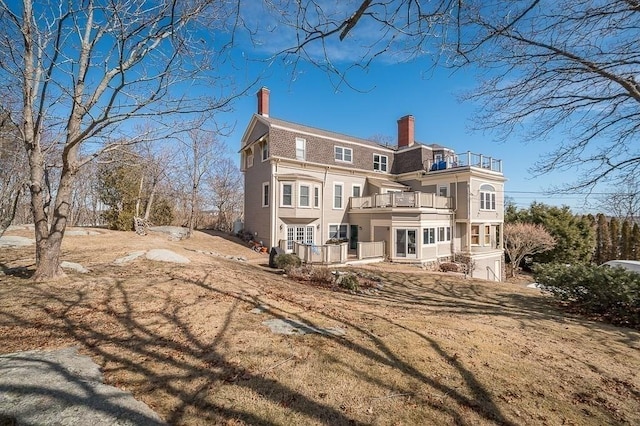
(351, 192, 451, 210)
(425, 151, 502, 174)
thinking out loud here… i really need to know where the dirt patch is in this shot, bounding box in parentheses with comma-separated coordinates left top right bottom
(1, 227, 639, 425)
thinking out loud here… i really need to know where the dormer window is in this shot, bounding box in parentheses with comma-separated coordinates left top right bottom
(373, 154, 388, 172)
(296, 138, 306, 160)
(480, 184, 496, 210)
(261, 141, 269, 161)
(334, 146, 352, 163)
(245, 147, 254, 168)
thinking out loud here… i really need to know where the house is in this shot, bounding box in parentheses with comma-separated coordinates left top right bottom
(240, 88, 506, 281)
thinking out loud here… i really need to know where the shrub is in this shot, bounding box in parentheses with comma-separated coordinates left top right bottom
(309, 267, 334, 285)
(337, 273, 359, 291)
(439, 262, 460, 273)
(533, 263, 640, 328)
(275, 253, 302, 272)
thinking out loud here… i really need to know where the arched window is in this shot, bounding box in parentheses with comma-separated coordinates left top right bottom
(480, 184, 496, 210)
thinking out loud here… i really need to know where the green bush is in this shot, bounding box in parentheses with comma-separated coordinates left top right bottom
(338, 274, 359, 291)
(533, 263, 640, 328)
(275, 253, 302, 272)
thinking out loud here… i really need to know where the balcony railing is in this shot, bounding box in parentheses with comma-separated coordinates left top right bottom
(351, 192, 451, 210)
(425, 151, 502, 173)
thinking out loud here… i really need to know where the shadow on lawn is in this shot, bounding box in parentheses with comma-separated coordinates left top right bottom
(0, 261, 636, 425)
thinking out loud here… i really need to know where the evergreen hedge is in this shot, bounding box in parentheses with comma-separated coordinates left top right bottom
(534, 263, 640, 328)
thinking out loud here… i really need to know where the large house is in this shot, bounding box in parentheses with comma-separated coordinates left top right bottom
(240, 88, 506, 281)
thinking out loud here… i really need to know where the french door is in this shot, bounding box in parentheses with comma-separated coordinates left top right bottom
(395, 229, 417, 258)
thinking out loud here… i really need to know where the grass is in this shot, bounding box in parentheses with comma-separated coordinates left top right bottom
(1, 228, 639, 425)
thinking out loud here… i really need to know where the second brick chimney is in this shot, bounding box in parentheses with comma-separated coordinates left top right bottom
(257, 87, 270, 117)
(397, 115, 415, 148)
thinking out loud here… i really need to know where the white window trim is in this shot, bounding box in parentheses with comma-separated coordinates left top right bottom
(471, 224, 481, 246)
(334, 146, 353, 163)
(261, 182, 269, 207)
(484, 225, 492, 245)
(479, 184, 497, 211)
(373, 153, 388, 172)
(437, 226, 451, 243)
(352, 184, 362, 198)
(423, 227, 436, 245)
(261, 141, 269, 162)
(281, 182, 293, 207)
(333, 182, 344, 209)
(298, 183, 311, 208)
(313, 186, 320, 208)
(438, 184, 449, 198)
(295, 137, 306, 160)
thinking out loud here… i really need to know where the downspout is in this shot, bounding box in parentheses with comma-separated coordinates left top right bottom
(452, 174, 458, 261)
(321, 166, 328, 244)
(271, 160, 278, 249)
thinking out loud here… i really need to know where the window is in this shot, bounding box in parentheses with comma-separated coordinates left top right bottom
(423, 228, 436, 245)
(438, 184, 448, 198)
(334, 183, 343, 209)
(299, 184, 310, 207)
(480, 184, 496, 210)
(334, 146, 353, 162)
(245, 148, 254, 168)
(329, 224, 348, 240)
(438, 226, 451, 242)
(314, 187, 320, 208)
(373, 154, 388, 172)
(262, 183, 269, 207)
(295, 138, 306, 160)
(282, 183, 293, 206)
(484, 225, 491, 245)
(352, 184, 362, 198)
(261, 142, 269, 161)
(471, 225, 480, 245)
(286, 225, 314, 250)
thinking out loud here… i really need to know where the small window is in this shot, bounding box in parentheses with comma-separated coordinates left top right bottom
(314, 187, 320, 208)
(334, 183, 343, 209)
(329, 224, 348, 239)
(480, 184, 496, 210)
(261, 142, 269, 161)
(352, 185, 362, 198)
(373, 154, 388, 172)
(438, 184, 448, 197)
(282, 183, 293, 206)
(484, 225, 491, 245)
(423, 228, 436, 245)
(296, 138, 306, 160)
(335, 146, 353, 162)
(245, 148, 254, 168)
(437, 226, 451, 242)
(471, 225, 480, 245)
(299, 184, 310, 207)
(262, 183, 269, 207)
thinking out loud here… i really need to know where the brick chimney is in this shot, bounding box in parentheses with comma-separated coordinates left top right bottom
(397, 115, 414, 148)
(257, 87, 270, 117)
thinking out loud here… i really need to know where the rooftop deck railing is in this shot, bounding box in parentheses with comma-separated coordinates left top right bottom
(350, 192, 451, 209)
(425, 151, 502, 173)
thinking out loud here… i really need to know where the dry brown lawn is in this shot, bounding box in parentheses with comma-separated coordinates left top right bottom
(1, 228, 639, 425)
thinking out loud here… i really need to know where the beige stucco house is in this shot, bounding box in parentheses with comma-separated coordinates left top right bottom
(240, 88, 506, 281)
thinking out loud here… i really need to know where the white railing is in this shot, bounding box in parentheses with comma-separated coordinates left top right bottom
(357, 241, 385, 259)
(291, 241, 349, 264)
(425, 151, 502, 173)
(351, 192, 451, 210)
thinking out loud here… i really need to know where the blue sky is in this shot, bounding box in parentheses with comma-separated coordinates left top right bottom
(218, 56, 598, 213)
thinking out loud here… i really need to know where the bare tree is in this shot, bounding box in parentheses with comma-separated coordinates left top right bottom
(0, 1, 246, 279)
(209, 157, 243, 232)
(0, 107, 28, 235)
(504, 222, 556, 278)
(262, 1, 640, 190)
(595, 178, 640, 223)
(177, 127, 222, 235)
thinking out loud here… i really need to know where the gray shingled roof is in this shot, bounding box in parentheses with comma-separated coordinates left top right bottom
(257, 114, 400, 151)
